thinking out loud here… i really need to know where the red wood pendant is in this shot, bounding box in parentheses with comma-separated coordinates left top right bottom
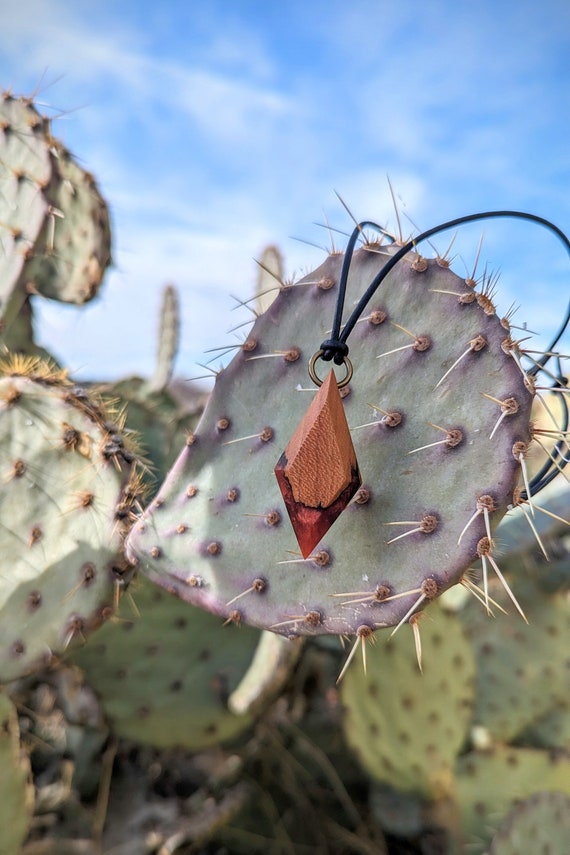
(275, 370, 362, 558)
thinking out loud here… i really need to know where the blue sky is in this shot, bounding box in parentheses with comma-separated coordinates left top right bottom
(2, 0, 569, 382)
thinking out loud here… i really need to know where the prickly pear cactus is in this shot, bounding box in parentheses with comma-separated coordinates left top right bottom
(455, 747, 570, 852)
(72, 575, 262, 750)
(0, 356, 142, 682)
(0, 91, 111, 344)
(340, 605, 475, 799)
(458, 567, 569, 744)
(488, 791, 570, 855)
(97, 284, 206, 482)
(0, 692, 34, 852)
(126, 240, 535, 636)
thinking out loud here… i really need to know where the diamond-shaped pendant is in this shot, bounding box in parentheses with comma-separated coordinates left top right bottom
(275, 370, 362, 558)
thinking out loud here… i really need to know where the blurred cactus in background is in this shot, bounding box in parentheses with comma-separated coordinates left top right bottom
(0, 92, 568, 854)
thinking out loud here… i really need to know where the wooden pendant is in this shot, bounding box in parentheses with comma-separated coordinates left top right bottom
(275, 370, 362, 558)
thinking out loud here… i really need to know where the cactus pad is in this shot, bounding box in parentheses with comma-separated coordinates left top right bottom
(126, 241, 535, 636)
(459, 574, 569, 743)
(0, 91, 111, 318)
(0, 357, 141, 682)
(0, 692, 34, 851)
(340, 605, 475, 799)
(455, 747, 570, 852)
(72, 575, 261, 750)
(488, 791, 570, 855)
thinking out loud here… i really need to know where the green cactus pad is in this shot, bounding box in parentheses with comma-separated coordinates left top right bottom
(340, 605, 475, 799)
(72, 575, 260, 750)
(456, 747, 570, 852)
(0, 692, 34, 851)
(458, 575, 569, 743)
(23, 139, 112, 303)
(488, 791, 570, 855)
(126, 242, 534, 636)
(0, 92, 52, 310)
(0, 357, 141, 682)
(0, 91, 111, 316)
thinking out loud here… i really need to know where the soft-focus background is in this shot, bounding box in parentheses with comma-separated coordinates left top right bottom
(2, 0, 569, 381)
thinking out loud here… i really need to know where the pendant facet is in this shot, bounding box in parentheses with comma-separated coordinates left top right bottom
(275, 370, 362, 557)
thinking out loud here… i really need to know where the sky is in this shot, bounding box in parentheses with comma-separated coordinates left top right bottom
(1, 0, 569, 384)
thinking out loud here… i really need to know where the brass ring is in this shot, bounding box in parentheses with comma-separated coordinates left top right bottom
(308, 350, 353, 388)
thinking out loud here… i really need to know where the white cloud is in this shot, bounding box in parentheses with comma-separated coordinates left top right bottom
(2, 0, 568, 384)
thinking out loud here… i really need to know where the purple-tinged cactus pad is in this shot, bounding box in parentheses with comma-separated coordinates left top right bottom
(126, 244, 534, 636)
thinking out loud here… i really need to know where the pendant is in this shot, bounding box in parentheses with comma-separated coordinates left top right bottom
(275, 368, 362, 558)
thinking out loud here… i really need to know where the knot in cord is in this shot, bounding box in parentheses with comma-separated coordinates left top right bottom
(319, 339, 349, 365)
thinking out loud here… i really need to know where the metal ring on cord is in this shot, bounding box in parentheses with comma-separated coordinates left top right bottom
(308, 350, 353, 388)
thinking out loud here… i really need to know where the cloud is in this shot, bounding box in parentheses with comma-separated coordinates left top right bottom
(2, 0, 568, 383)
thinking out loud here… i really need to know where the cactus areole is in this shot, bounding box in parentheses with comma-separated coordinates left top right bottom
(126, 210, 570, 638)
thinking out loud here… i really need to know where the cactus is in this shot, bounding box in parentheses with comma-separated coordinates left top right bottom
(0, 91, 111, 355)
(455, 747, 570, 852)
(71, 574, 263, 750)
(458, 555, 569, 744)
(0, 356, 143, 683)
(126, 236, 538, 640)
(0, 691, 34, 851)
(340, 604, 475, 800)
(488, 791, 570, 854)
(147, 284, 181, 394)
(96, 284, 207, 483)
